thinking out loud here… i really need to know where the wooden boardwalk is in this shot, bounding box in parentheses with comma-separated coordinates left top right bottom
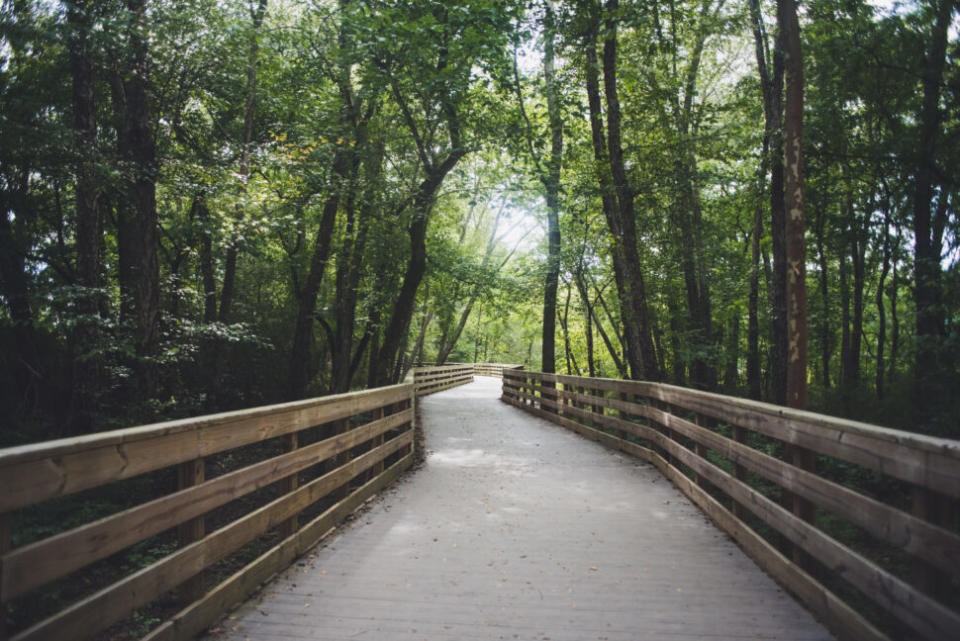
(204, 377, 833, 641)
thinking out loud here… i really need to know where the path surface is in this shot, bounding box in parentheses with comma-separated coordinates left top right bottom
(206, 377, 833, 641)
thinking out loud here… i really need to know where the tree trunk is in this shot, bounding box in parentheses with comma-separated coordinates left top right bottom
(849, 225, 866, 389)
(723, 314, 740, 393)
(219, 0, 268, 325)
(114, 0, 160, 400)
(747, 179, 763, 400)
(576, 274, 624, 378)
(582, 2, 658, 380)
(889, 224, 901, 383)
(67, 0, 101, 432)
(287, 145, 350, 399)
(814, 200, 830, 389)
(839, 249, 850, 392)
(912, 0, 951, 412)
(751, 0, 787, 405)
(540, 5, 563, 376)
(196, 192, 217, 324)
(876, 207, 891, 400)
(373, 155, 464, 385)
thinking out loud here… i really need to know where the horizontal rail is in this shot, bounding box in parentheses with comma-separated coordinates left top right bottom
(412, 364, 474, 395)
(502, 369, 960, 641)
(1, 383, 416, 641)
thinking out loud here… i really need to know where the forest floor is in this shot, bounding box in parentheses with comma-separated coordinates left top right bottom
(203, 377, 833, 641)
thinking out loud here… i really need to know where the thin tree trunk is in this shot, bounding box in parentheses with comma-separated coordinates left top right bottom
(219, 0, 268, 324)
(876, 208, 891, 400)
(850, 225, 866, 388)
(196, 192, 217, 323)
(577, 274, 624, 378)
(747, 174, 763, 400)
(724, 314, 740, 392)
(814, 198, 830, 388)
(889, 224, 901, 383)
(839, 249, 851, 392)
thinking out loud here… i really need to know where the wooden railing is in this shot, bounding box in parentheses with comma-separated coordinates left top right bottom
(0, 383, 416, 641)
(412, 362, 524, 379)
(412, 363, 474, 395)
(502, 369, 960, 641)
(471, 362, 524, 377)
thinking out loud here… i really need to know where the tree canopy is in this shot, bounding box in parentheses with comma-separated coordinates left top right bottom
(1, 0, 957, 442)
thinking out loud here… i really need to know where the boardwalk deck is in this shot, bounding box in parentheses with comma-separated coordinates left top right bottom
(204, 377, 833, 641)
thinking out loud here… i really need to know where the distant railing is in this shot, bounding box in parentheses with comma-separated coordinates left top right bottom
(411, 363, 474, 395)
(412, 362, 524, 379)
(471, 362, 524, 377)
(502, 369, 960, 641)
(0, 384, 417, 641)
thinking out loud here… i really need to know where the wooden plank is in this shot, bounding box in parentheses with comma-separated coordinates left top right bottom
(0, 384, 414, 512)
(1, 408, 412, 601)
(176, 458, 206, 603)
(141, 453, 414, 641)
(8, 432, 413, 641)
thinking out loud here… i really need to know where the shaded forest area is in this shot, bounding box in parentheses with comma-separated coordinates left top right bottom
(0, 0, 957, 443)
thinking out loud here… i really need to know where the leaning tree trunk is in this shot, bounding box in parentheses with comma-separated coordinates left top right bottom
(373, 153, 465, 386)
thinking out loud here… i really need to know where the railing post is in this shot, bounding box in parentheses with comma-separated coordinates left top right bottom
(329, 418, 351, 501)
(693, 414, 708, 487)
(1, 511, 9, 641)
(177, 458, 206, 602)
(913, 486, 952, 599)
(372, 405, 386, 477)
(789, 445, 816, 569)
(280, 433, 299, 538)
(732, 425, 749, 520)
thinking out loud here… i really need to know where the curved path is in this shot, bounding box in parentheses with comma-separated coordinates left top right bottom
(206, 377, 833, 641)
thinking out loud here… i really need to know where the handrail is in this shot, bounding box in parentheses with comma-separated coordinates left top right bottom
(502, 369, 960, 641)
(0, 383, 417, 641)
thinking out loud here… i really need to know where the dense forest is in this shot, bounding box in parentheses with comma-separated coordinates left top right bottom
(0, 0, 957, 443)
